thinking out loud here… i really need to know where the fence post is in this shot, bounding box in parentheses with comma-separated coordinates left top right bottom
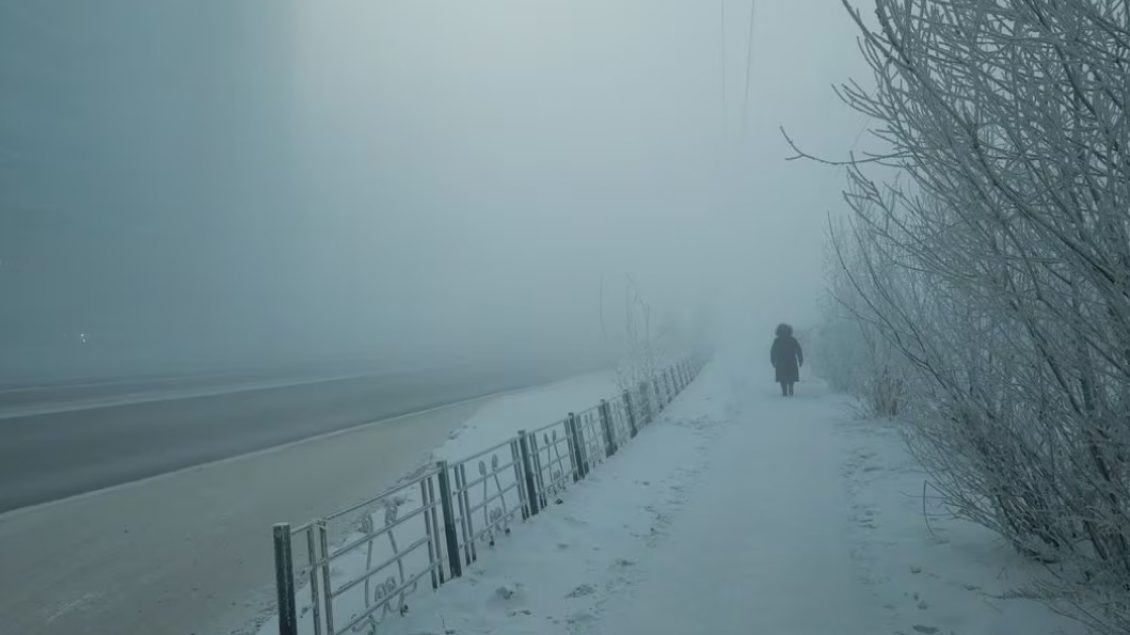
(421, 479, 440, 589)
(302, 528, 323, 635)
(565, 415, 582, 482)
(510, 440, 529, 520)
(652, 377, 663, 410)
(579, 416, 592, 476)
(598, 399, 617, 457)
(456, 464, 477, 563)
(623, 390, 638, 438)
(568, 412, 589, 478)
(273, 524, 298, 635)
(664, 369, 674, 398)
(517, 431, 541, 516)
(529, 432, 548, 509)
(435, 461, 463, 578)
(316, 521, 335, 634)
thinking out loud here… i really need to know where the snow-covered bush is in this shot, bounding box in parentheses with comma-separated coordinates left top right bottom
(610, 277, 676, 395)
(813, 219, 906, 418)
(805, 1, 1130, 630)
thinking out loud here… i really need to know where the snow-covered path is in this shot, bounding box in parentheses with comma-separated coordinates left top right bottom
(373, 359, 1088, 635)
(597, 377, 880, 634)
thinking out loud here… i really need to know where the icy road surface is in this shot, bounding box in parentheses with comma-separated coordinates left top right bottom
(0, 368, 613, 635)
(0, 364, 564, 512)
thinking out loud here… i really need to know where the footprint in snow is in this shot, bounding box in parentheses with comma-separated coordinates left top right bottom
(486, 584, 527, 611)
(911, 626, 939, 634)
(566, 612, 597, 629)
(567, 584, 596, 598)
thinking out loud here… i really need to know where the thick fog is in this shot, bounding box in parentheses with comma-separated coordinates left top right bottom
(0, 1, 867, 382)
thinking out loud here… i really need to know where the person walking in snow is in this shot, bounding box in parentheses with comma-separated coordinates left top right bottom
(771, 323, 803, 396)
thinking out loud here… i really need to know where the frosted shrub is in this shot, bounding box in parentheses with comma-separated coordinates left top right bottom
(806, 1, 1130, 630)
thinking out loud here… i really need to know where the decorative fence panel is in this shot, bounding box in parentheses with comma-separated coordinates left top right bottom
(446, 438, 527, 569)
(529, 417, 579, 503)
(271, 358, 706, 635)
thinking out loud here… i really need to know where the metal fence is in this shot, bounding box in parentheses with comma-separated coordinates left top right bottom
(271, 358, 706, 635)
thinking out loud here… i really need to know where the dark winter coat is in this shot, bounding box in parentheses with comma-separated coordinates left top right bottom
(771, 335, 803, 384)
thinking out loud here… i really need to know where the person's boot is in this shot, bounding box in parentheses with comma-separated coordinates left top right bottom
(780, 383, 788, 396)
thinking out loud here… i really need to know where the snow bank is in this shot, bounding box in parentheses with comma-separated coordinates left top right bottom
(382, 363, 723, 635)
(433, 369, 620, 463)
(840, 417, 1087, 635)
(254, 368, 631, 635)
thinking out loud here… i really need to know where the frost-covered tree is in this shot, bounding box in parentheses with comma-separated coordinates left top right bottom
(609, 276, 674, 393)
(815, 217, 907, 417)
(806, 2, 1130, 630)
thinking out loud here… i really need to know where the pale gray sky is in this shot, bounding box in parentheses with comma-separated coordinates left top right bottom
(0, 1, 870, 379)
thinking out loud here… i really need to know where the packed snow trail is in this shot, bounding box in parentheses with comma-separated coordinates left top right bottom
(358, 359, 1087, 635)
(596, 371, 880, 634)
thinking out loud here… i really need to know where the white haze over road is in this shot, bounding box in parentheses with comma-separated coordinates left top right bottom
(1, 1, 869, 379)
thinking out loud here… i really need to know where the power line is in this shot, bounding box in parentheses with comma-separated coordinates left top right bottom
(720, 0, 727, 137)
(741, 0, 757, 137)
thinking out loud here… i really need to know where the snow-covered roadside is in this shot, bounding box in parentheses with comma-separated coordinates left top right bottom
(371, 360, 1088, 635)
(432, 370, 621, 463)
(252, 368, 630, 635)
(381, 363, 726, 635)
(840, 417, 1087, 635)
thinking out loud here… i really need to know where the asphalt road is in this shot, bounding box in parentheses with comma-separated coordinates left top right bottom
(0, 390, 491, 635)
(0, 364, 561, 513)
(0, 363, 586, 635)
(0, 369, 331, 417)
